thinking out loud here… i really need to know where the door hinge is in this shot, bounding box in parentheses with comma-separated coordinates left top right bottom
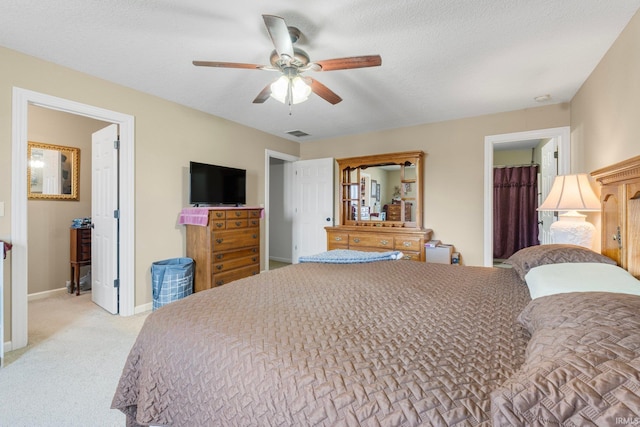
(553, 150, 558, 159)
(113, 279, 120, 288)
(114, 139, 120, 150)
(113, 209, 120, 219)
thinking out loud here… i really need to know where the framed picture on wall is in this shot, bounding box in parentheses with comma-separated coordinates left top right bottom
(376, 183, 381, 201)
(371, 180, 377, 197)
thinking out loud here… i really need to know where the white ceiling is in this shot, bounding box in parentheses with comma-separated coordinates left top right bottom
(1, 1, 639, 142)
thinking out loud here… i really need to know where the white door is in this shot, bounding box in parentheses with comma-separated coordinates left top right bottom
(292, 158, 334, 263)
(92, 124, 119, 314)
(539, 138, 558, 244)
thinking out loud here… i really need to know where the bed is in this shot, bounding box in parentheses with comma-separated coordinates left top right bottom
(113, 158, 640, 426)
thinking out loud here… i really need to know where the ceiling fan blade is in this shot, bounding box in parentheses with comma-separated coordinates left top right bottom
(252, 84, 272, 104)
(262, 15, 294, 59)
(308, 78, 342, 105)
(193, 60, 267, 70)
(313, 55, 382, 71)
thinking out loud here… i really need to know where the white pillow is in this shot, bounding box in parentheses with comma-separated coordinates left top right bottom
(524, 262, 640, 300)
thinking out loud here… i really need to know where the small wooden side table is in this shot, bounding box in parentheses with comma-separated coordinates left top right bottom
(70, 226, 91, 296)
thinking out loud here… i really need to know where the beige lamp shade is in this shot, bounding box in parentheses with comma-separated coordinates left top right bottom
(537, 174, 600, 212)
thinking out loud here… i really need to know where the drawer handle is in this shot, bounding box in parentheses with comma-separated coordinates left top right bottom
(252, 234, 258, 239)
(216, 254, 223, 260)
(215, 223, 223, 228)
(404, 255, 412, 260)
(403, 241, 411, 247)
(216, 280, 225, 286)
(235, 221, 242, 226)
(252, 257, 257, 262)
(353, 237, 360, 243)
(215, 212, 223, 218)
(252, 248, 258, 253)
(335, 236, 342, 241)
(216, 265, 223, 270)
(380, 239, 389, 245)
(252, 271, 258, 276)
(235, 212, 242, 217)
(216, 238, 223, 244)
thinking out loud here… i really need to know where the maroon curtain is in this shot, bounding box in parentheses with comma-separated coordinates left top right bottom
(493, 165, 539, 259)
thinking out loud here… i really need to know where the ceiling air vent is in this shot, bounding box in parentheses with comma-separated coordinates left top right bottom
(286, 130, 309, 138)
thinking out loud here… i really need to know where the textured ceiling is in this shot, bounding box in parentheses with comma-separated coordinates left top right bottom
(1, 1, 639, 142)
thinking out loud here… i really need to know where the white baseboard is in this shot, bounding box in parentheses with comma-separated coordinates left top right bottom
(135, 303, 152, 315)
(28, 287, 68, 302)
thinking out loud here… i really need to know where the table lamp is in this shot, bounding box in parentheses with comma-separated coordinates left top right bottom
(537, 174, 601, 248)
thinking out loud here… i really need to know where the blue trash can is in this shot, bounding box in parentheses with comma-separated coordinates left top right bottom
(151, 257, 194, 311)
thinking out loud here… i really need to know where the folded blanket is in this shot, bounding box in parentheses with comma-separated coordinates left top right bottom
(299, 249, 404, 264)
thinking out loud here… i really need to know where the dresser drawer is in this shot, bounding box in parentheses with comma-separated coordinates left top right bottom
(394, 236, 423, 252)
(350, 234, 393, 249)
(327, 231, 349, 248)
(225, 210, 248, 219)
(210, 210, 226, 221)
(226, 219, 248, 229)
(400, 251, 422, 261)
(211, 218, 257, 230)
(212, 229, 260, 251)
(212, 247, 259, 263)
(210, 220, 226, 230)
(248, 210, 262, 219)
(212, 264, 260, 287)
(213, 253, 260, 273)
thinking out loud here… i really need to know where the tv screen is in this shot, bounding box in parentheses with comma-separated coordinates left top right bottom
(189, 162, 246, 206)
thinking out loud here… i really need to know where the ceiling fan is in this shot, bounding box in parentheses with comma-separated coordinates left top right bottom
(193, 15, 382, 107)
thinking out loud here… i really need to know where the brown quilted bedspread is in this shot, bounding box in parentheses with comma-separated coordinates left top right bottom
(492, 291, 640, 426)
(112, 261, 530, 426)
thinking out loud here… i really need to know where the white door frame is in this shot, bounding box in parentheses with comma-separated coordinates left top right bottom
(264, 149, 299, 271)
(10, 87, 135, 350)
(483, 126, 570, 267)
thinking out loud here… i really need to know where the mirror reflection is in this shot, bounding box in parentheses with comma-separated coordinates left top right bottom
(28, 141, 80, 200)
(346, 164, 416, 222)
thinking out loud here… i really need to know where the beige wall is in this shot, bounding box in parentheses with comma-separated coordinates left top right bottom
(301, 104, 570, 265)
(27, 105, 109, 294)
(569, 10, 640, 251)
(1, 46, 300, 341)
(570, 10, 640, 174)
(493, 149, 534, 166)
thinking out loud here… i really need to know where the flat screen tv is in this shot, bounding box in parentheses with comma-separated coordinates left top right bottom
(189, 161, 246, 206)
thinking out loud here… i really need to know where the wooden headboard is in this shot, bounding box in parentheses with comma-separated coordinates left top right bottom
(591, 155, 640, 278)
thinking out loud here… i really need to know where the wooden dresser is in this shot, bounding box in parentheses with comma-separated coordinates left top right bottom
(70, 226, 91, 296)
(327, 151, 433, 262)
(386, 203, 411, 222)
(326, 225, 431, 261)
(186, 207, 262, 292)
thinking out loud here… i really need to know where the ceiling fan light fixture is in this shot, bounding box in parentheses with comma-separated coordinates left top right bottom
(269, 75, 289, 103)
(270, 75, 311, 105)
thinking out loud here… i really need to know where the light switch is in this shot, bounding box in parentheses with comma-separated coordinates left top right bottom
(0, 201, 4, 217)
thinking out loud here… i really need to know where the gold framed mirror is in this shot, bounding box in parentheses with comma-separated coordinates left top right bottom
(27, 141, 80, 200)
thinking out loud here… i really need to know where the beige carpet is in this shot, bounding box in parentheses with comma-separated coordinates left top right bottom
(0, 291, 149, 426)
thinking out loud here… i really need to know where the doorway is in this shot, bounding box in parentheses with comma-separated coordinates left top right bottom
(264, 150, 334, 268)
(10, 88, 135, 351)
(483, 127, 570, 267)
(264, 150, 299, 270)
